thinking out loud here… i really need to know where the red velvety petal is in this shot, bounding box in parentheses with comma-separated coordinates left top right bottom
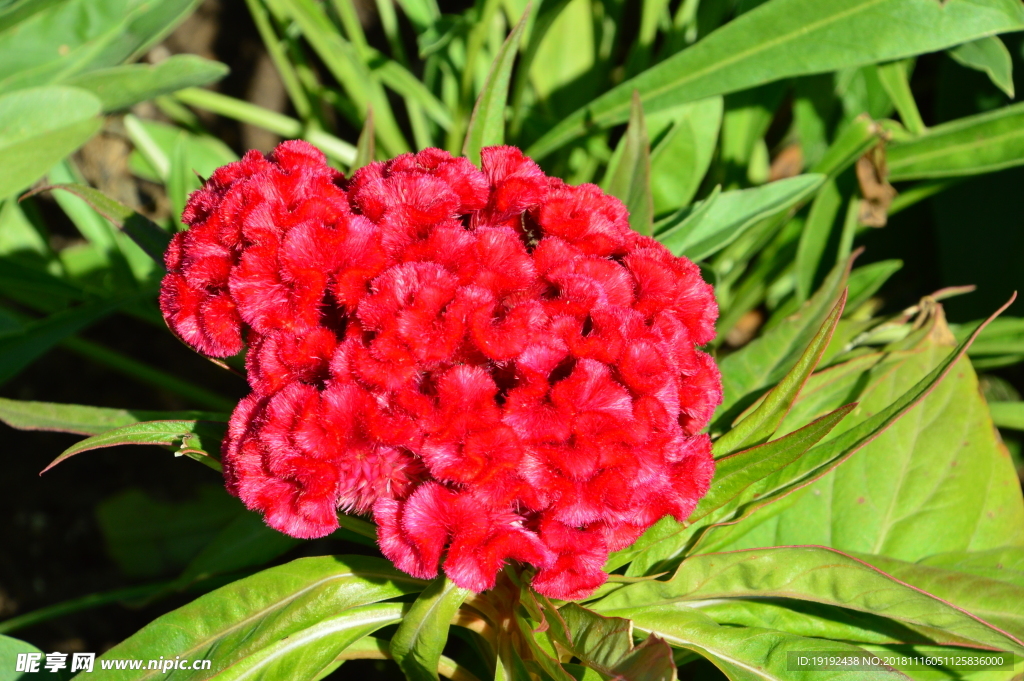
(480, 146, 549, 222)
(533, 182, 630, 257)
(678, 350, 722, 435)
(375, 482, 454, 579)
(530, 520, 609, 600)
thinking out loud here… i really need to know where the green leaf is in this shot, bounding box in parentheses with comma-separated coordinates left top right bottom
(949, 35, 1015, 99)
(36, 183, 171, 265)
(876, 61, 926, 136)
(0, 85, 101, 197)
(88, 556, 425, 680)
(604, 91, 654, 236)
(796, 178, 844, 302)
(657, 174, 824, 261)
(0, 0, 201, 94)
(0, 634, 49, 681)
(811, 114, 882, 179)
(649, 97, 723, 215)
(614, 403, 856, 577)
(709, 301, 1024, 558)
(0, 300, 121, 385)
(462, 5, 528, 166)
(0, 396, 226, 435)
(352, 107, 375, 172)
(715, 252, 852, 426)
(595, 545, 1024, 656)
(550, 604, 676, 681)
(526, 0, 1024, 159)
(43, 419, 227, 472)
(390, 576, 469, 681)
(62, 55, 229, 112)
(715, 291, 848, 456)
(989, 401, 1024, 430)
(888, 102, 1024, 180)
(852, 552, 1024, 642)
(589, 604, 903, 681)
(918, 547, 1024, 589)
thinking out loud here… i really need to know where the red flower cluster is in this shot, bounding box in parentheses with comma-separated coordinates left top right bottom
(160, 140, 720, 600)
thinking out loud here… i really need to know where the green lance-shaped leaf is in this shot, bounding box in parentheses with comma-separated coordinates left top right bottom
(949, 35, 1015, 99)
(0, 299, 123, 386)
(876, 61, 926, 136)
(715, 251, 854, 428)
(0, 0, 201, 93)
(525, 0, 1024, 159)
(851, 552, 1024, 642)
(812, 114, 882, 180)
(29, 183, 171, 266)
(656, 173, 824, 262)
(614, 403, 856, 577)
(461, 5, 528, 167)
(795, 178, 844, 303)
(888, 101, 1024, 180)
(353, 107, 376, 172)
(391, 576, 471, 681)
(604, 91, 654, 236)
(589, 604, 903, 681)
(0, 85, 102, 198)
(594, 545, 1024, 657)
(918, 547, 1024, 590)
(698, 295, 1022, 556)
(87, 555, 426, 681)
(649, 97, 723, 215)
(0, 396, 226, 436)
(62, 55, 229, 112)
(544, 604, 676, 681)
(42, 420, 227, 473)
(715, 291, 848, 457)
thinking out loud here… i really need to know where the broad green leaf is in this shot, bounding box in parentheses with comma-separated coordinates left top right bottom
(89, 556, 424, 681)
(590, 604, 902, 681)
(888, 102, 1024, 180)
(711, 304, 1024, 558)
(949, 36, 1015, 99)
(604, 91, 654, 236)
(918, 548, 1024, 590)
(616, 403, 856, 577)
(715, 291, 848, 456)
(526, 0, 594, 111)
(0, 0, 200, 94)
(657, 174, 824, 261)
(329, 636, 484, 681)
(846, 259, 903, 314)
(0, 86, 101, 197)
(37, 183, 171, 265)
(390, 577, 470, 681)
(0, 300, 121, 385)
(853, 552, 1024, 642)
(525, 0, 1024, 159)
(989, 401, 1024, 430)
(96, 485, 241, 579)
(715, 252, 851, 425)
(550, 604, 676, 681)
(168, 134, 199, 226)
(649, 97, 723, 214)
(63, 55, 229, 112)
(0, 196, 55, 268)
(462, 6, 527, 166)
(692, 598, 979, 648)
(595, 546, 1024, 656)
(0, 634, 47, 681)
(0, 396, 226, 435)
(43, 419, 226, 472)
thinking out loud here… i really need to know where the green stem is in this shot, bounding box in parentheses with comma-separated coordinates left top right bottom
(889, 178, 963, 216)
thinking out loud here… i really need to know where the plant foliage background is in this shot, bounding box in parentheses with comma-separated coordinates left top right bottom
(2, 0, 1024, 679)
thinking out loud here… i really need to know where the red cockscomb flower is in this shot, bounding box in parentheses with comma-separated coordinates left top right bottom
(160, 140, 721, 600)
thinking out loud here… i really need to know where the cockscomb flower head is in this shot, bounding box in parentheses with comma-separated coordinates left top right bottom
(160, 140, 721, 600)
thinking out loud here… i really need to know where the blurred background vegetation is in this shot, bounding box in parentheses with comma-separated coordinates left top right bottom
(2, 0, 1024, 672)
